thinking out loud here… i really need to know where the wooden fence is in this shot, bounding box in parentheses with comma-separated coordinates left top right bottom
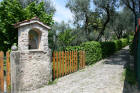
(0, 51, 11, 93)
(53, 50, 85, 79)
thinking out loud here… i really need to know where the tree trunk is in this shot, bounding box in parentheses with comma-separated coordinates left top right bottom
(96, 8, 110, 41)
(133, 14, 138, 77)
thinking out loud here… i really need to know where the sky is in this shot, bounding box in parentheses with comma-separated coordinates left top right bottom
(0, 0, 73, 23)
(52, 0, 74, 23)
(0, 0, 122, 23)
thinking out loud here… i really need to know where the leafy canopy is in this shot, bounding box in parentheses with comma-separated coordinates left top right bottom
(0, 0, 54, 52)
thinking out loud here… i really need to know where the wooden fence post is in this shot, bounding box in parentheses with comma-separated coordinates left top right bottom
(65, 51, 67, 75)
(62, 51, 64, 76)
(67, 51, 69, 74)
(83, 51, 85, 68)
(59, 51, 61, 77)
(6, 51, 11, 93)
(53, 52, 55, 80)
(56, 52, 59, 78)
(81, 51, 83, 68)
(80, 51, 82, 69)
(76, 50, 78, 71)
(70, 51, 71, 73)
(0, 51, 4, 93)
(73, 50, 75, 72)
(72, 51, 73, 72)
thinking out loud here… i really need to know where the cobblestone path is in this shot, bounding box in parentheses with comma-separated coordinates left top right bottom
(23, 46, 130, 93)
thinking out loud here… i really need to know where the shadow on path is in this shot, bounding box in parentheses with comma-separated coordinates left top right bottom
(104, 48, 129, 66)
(104, 47, 139, 93)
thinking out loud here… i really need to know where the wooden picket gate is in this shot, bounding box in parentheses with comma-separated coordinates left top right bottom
(0, 51, 11, 93)
(53, 50, 85, 79)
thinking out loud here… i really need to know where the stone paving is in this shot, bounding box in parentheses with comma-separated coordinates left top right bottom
(22, 46, 136, 93)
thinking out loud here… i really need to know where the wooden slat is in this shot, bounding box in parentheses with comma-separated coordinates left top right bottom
(75, 51, 77, 71)
(53, 52, 55, 79)
(56, 52, 59, 78)
(65, 51, 67, 75)
(0, 51, 4, 93)
(72, 51, 73, 72)
(67, 51, 69, 74)
(6, 51, 11, 93)
(53, 50, 86, 79)
(79, 51, 80, 69)
(70, 51, 71, 73)
(81, 51, 83, 69)
(59, 51, 61, 77)
(83, 51, 85, 68)
(73, 50, 75, 71)
(80, 51, 82, 69)
(62, 51, 64, 76)
(76, 50, 78, 71)
(83, 51, 84, 68)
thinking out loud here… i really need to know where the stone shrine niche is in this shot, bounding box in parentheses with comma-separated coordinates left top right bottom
(11, 17, 52, 93)
(14, 17, 51, 51)
(29, 29, 41, 49)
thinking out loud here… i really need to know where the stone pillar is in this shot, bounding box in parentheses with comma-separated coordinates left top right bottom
(11, 17, 52, 93)
(10, 50, 52, 93)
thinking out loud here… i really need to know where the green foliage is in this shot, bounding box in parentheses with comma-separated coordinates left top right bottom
(65, 46, 83, 51)
(48, 79, 58, 85)
(129, 36, 134, 56)
(81, 41, 102, 65)
(24, 2, 54, 26)
(100, 42, 116, 58)
(0, 0, 54, 52)
(66, 37, 129, 65)
(58, 30, 76, 49)
(0, 0, 24, 52)
(129, 42, 134, 56)
(129, 35, 134, 42)
(120, 38, 129, 47)
(101, 38, 129, 58)
(123, 68, 136, 85)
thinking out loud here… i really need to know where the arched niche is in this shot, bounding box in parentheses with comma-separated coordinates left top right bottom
(28, 29, 42, 49)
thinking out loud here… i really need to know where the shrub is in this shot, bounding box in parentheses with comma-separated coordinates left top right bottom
(100, 38, 129, 58)
(65, 37, 130, 66)
(100, 42, 116, 58)
(81, 41, 102, 65)
(120, 38, 129, 47)
(113, 40, 122, 51)
(65, 46, 83, 51)
(123, 68, 136, 85)
(129, 42, 134, 56)
(129, 35, 134, 43)
(128, 35, 134, 56)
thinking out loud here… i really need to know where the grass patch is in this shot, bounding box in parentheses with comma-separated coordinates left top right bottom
(123, 68, 136, 85)
(48, 79, 58, 85)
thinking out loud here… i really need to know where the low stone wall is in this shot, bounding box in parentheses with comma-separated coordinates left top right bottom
(10, 50, 52, 93)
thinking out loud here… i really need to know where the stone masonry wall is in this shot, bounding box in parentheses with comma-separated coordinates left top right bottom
(18, 23, 48, 51)
(10, 50, 52, 93)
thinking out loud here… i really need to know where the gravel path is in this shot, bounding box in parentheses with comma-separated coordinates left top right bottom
(22, 46, 130, 93)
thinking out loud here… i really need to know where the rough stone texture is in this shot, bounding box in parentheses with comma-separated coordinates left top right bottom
(10, 18, 52, 93)
(18, 23, 49, 52)
(20, 46, 140, 93)
(10, 50, 52, 92)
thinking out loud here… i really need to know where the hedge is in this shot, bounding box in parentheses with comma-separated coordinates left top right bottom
(66, 46, 83, 51)
(66, 37, 132, 65)
(129, 36, 134, 56)
(100, 42, 116, 58)
(81, 41, 102, 65)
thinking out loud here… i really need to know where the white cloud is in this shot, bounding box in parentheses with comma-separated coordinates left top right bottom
(53, 0, 74, 23)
